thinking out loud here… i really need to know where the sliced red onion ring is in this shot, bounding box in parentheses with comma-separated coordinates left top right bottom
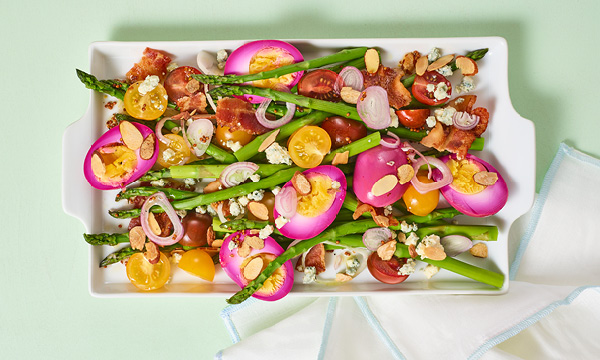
(334, 66, 364, 93)
(255, 86, 296, 129)
(362, 227, 393, 251)
(411, 156, 453, 194)
(274, 186, 298, 219)
(380, 132, 401, 149)
(357, 86, 391, 130)
(219, 162, 259, 188)
(155, 118, 172, 146)
(216, 202, 227, 224)
(205, 83, 217, 112)
(453, 111, 480, 130)
(140, 192, 184, 246)
(183, 118, 214, 157)
(440, 235, 473, 257)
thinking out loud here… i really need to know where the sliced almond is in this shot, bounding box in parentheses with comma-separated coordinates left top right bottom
(211, 239, 224, 248)
(377, 240, 397, 261)
(397, 164, 415, 184)
(340, 87, 360, 104)
(143, 242, 160, 264)
(415, 55, 429, 76)
(140, 133, 156, 160)
(427, 54, 455, 71)
(470, 243, 488, 258)
(242, 257, 264, 281)
(203, 180, 222, 194)
(247, 201, 270, 221)
(119, 121, 143, 150)
(147, 213, 162, 236)
(332, 151, 349, 166)
(206, 227, 215, 246)
(473, 171, 498, 186)
(129, 226, 146, 251)
(371, 174, 399, 197)
(258, 129, 280, 152)
(364, 48, 380, 74)
(249, 229, 261, 235)
(90, 153, 106, 177)
(292, 171, 312, 196)
(408, 244, 417, 258)
(424, 246, 447, 261)
(455, 56, 479, 76)
(335, 273, 353, 282)
(245, 236, 265, 250)
(397, 232, 406, 244)
(237, 241, 251, 258)
(373, 215, 390, 228)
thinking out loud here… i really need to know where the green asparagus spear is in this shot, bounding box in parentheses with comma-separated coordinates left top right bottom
(416, 224, 498, 241)
(227, 218, 503, 303)
(76, 69, 127, 100)
(327, 56, 367, 73)
(84, 233, 130, 246)
(140, 163, 291, 182)
(234, 111, 331, 162)
(100, 246, 139, 267)
(323, 132, 381, 163)
(115, 187, 198, 201)
(210, 86, 361, 121)
(193, 47, 368, 85)
(110, 167, 302, 219)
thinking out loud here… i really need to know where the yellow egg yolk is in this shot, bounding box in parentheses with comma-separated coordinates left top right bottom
(296, 174, 336, 218)
(447, 158, 486, 194)
(249, 47, 297, 89)
(96, 145, 137, 183)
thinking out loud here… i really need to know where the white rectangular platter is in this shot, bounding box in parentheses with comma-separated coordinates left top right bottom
(62, 37, 535, 297)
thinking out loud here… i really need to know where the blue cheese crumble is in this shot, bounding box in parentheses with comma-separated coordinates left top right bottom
(434, 106, 457, 126)
(226, 140, 243, 152)
(436, 65, 453, 77)
(259, 225, 274, 240)
(433, 82, 450, 101)
(428, 48, 442, 62)
(456, 76, 475, 94)
(423, 264, 440, 279)
(303, 266, 317, 284)
(275, 215, 289, 229)
(426, 115, 437, 128)
(345, 257, 361, 277)
(247, 190, 264, 201)
(229, 201, 243, 217)
(398, 258, 416, 275)
(138, 75, 160, 95)
(265, 143, 292, 165)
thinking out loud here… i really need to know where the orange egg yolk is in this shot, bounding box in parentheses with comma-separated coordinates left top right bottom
(296, 174, 336, 218)
(249, 46, 297, 89)
(447, 158, 486, 194)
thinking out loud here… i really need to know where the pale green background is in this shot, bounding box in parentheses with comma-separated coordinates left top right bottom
(1, 0, 599, 358)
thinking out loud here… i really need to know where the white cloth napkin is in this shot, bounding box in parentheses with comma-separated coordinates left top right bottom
(216, 143, 600, 360)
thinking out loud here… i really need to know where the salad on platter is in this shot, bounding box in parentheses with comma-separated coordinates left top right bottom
(78, 40, 508, 303)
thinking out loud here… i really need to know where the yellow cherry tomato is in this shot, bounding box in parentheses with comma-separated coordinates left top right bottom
(178, 249, 215, 281)
(402, 175, 440, 216)
(157, 134, 190, 167)
(214, 125, 254, 151)
(124, 80, 168, 120)
(126, 252, 171, 291)
(287, 126, 331, 168)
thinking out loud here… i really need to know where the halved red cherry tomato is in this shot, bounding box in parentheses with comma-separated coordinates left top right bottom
(320, 116, 367, 149)
(367, 252, 409, 284)
(395, 109, 430, 129)
(297, 69, 340, 102)
(412, 71, 452, 106)
(164, 66, 202, 101)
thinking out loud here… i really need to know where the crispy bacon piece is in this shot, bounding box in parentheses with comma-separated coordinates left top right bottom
(126, 47, 172, 83)
(352, 200, 399, 228)
(215, 98, 270, 135)
(420, 95, 489, 159)
(176, 92, 208, 113)
(295, 243, 326, 274)
(363, 65, 412, 109)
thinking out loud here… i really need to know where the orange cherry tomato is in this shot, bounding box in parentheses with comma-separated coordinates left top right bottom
(214, 125, 254, 151)
(402, 175, 440, 216)
(157, 134, 190, 167)
(287, 126, 331, 168)
(178, 249, 215, 281)
(124, 80, 168, 120)
(126, 252, 171, 291)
